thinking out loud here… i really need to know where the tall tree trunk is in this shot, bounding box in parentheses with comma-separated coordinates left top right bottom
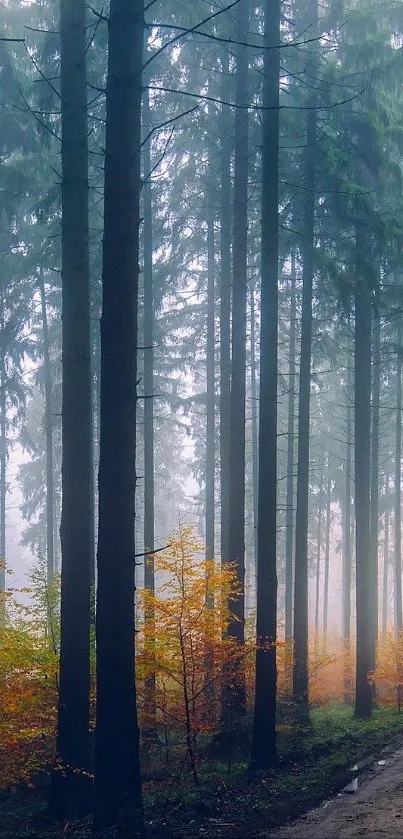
(382, 504, 389, 635)
(206, 201, 215, 579)
(219, 51, 231, 568)
(285, 260, 296, 685)
(395, 327, 402, 631)
(354, 189, 372, 719)
(38, 272, 55, 582)
(343, 360, 352, 702)
(224, 0, 249, 719)
(49, 0, 92, 817)
(369, 293, 380, 672)
(94, 0, 144, 833)
(142, 84, 156, 737)
(0, 334, 5, 628)
(204, 197, 215, 700)
(323, 470, 331, 649)
(293, 0, 318, 714)
(314, 459, 324, 644)
(250, 282, 258, 576)
(250, 0, 279, 770)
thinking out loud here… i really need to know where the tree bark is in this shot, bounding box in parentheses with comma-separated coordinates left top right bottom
(250, 0, 279, 770)
(293, 0, 318, 714)
(354, 192, 372, 719)
(250, 281, 258, 576)
(38, 271, 55, 581)
(395, 327, 402, 631)
(204, 197, 215, 700)
(94, 0, 144, 833)
(206, 200, 215, 578)
(219, 51, 232, 569)
(314, 458, 324, 644)
(323, 470, 331, 649)
(49, 0, 92, 817)
(224, 0, 249, 719)
(382, 504, 389, 635)
(369, 292, 380, 671)
(343, 359, 352, 701)
(142, 83, 156, 737)
(285, 257, 296, 683)
(0, 328, 5, 628)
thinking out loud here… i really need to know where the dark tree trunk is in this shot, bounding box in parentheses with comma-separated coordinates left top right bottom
(142, 84, 156, 736)
(395, 328, 402, 632)
(382, 504, 389, 635)
(94, 0, 144, 834)
(293, 0, 318, 714)
(219, 52, 232, 568)
(39, 272, 55, 581)
(250, 0, 279, 770)
(314, 459, 324, 643)
(323, 470, 331, 649)
(343, 360, 352, 701)
(49, 0, 92, 818)
(285, 257, 296, 682)
(354, 199, 372, 719)
(250, 282, 258, 575)
(224, 0, 249, 719)
(369, 294, 380, 672)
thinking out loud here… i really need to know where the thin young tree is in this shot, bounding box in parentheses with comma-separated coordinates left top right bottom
(382, 490, 389, 635)
(224, 0, 249, 720)
(354, 158, 373, 719)
(251, 0, 280, 770)
(285, 260, 296, 682)
(250, 282, 258, 572)
(369, 291, 380, 673)
(0, 315, 5, 628)
(343, 360, 353, 701)
(206, 199, 215, 578)
(395, 328, 402, 631)
(293, 0, 318, 715)
(49, 0, 92, 817)
(94, 0, 145, 832)
(323, 470, 332, 649)
(38, 270, 54, 580)
(314, 459, 324, 644)
(219, 50, 232, 569)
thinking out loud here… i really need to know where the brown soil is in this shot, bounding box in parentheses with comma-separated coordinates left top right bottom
(265, 745, 403, 839)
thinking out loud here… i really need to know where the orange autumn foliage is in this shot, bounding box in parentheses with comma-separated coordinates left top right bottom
(136, 524, 255, 764)
(370, 631, 403, 710)
(0, 558, 59, 788)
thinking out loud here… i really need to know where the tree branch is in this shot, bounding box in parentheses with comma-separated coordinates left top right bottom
(141, 104, 199, 148)
(143, 0, 241, 70)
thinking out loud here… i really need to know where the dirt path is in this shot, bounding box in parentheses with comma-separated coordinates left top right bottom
(264, 745, 403, 839)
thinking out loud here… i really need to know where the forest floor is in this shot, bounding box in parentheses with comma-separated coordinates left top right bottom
(265, 743, 403, 839)
(2, 707, 403, 838)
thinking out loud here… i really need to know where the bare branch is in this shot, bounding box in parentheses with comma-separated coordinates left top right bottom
(143, 0, 241, 70)
(143, 127, 175, 185)
(141, 104, 199, 147)
(86, 4, 109, 24)
(134, 544, 171, 559)
(19, 88, 61, 142)
(24, 44, 61, 100)
(148, 83, 367, 112)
